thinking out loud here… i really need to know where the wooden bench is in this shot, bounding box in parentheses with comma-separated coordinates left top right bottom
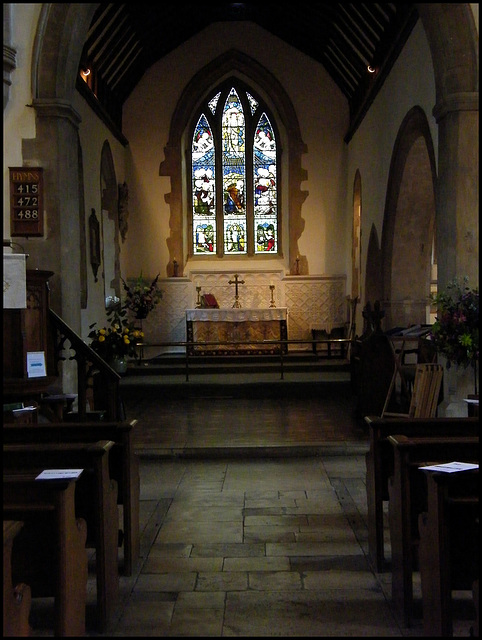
(386, 434, 479, 626)
(364, 416, 479, 572)
(3, 419, 139, 576)
(418, 467, 479, 637)
(3, 440, 119, 632)
(3, 402, 39, 424)
(3, 520, 32, 637)
(3, 473, 88, 636)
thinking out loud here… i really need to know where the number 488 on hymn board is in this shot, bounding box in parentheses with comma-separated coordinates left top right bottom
(9, 167, 44, 237)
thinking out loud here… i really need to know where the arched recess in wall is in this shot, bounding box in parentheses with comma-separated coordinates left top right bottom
(365, 223, 383, 308)
(100, 141, 121, 305)
(381, 106, 437, 328)
(159, 49, 308, 277)
(25, 3, 96, 323)
(351, 170, 362, 301)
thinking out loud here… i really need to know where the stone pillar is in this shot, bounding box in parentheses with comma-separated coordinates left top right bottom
(23, 98, 83, 395)
(433, 94, 479, 408)
(433, 93, 479, 291)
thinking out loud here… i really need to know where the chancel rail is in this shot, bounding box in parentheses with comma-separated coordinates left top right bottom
(134, 338, 352, 381)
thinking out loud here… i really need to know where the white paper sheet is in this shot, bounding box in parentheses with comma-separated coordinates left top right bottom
(419, 461, 479, 473)
(27, 351, 46, 377)
(3, 253, 27, 308)
(36, 469, 83, 480)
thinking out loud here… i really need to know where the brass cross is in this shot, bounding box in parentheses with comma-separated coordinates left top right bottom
(228, 273, 245, 308)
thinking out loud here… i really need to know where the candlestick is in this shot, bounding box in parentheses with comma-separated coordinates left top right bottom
(195, 285, 202, 308)
(295, 256, 300, 275)
(269, 284, 276, 308)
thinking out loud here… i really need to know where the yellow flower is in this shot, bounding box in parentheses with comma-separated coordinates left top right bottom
(99, 335, 105, 342)
(99, 328, 106, 335)
(123, 335, 130, 345)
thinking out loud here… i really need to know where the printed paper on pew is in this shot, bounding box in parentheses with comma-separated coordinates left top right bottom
(419, 461, 479, 473)
(36, 469, 83, 480)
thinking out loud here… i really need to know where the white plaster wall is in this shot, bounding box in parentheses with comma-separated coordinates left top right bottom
(2, 9, 437, 348)
(72, 93, 128, 338)
(3, 3, 41, 239)
(346, 21, 437, 308)
(121, 21, 349, 280)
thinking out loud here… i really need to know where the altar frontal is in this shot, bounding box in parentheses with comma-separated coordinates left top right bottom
(186, 307, 288, 356)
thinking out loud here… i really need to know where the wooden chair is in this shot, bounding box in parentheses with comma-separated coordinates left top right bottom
(382, 363, 443, 419)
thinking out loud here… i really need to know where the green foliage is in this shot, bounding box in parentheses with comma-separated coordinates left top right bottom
(122, 272, 162, 319)
(88, 305, 143, 361)
(429, 276, 479, 370)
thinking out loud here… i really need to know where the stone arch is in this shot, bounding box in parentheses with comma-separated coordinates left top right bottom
(351, 170, 362, 301)
(160, 49, 308, 276)
(381, 106, 437, 328)
(22, 3, 98, 326)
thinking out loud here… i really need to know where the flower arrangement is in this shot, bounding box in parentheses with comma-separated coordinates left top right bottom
(122, 272, 162, 320)
(429, 276, 479, 392)
(88, 305, 144, 362)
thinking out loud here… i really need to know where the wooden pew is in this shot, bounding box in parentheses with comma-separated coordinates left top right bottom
(3, 440, 119, 632)
(3, 419, 139, 576)
(364, 416, 479, 572)
(418, 467, 479, 637)
(386, 434, 479, 626)
(4, 520, 32, 637)
(3, 473, 88, 637)
(3, 402, 39, 424)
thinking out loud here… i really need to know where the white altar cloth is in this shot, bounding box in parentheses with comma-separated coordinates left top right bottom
(186, 308, 287, 322)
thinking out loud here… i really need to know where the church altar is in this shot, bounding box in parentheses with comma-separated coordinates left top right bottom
(186, 307, 288, 355)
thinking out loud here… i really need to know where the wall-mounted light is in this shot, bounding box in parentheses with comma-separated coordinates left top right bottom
(367, 65, 377, 74)
(80, 67, 91, 82)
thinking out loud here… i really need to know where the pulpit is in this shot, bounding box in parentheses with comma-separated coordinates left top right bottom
(186, 307, 288, 355)
(3, 269, 58, 400)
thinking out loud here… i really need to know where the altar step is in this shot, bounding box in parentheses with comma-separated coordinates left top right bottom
(126, 351, 350, 377)
(121, 351, 352, 398)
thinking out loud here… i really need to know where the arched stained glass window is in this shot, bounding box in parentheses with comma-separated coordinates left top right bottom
(192, 114, 216, 253)
(254, 112, 277, 253)
(223, 88, 246, 255)
(190, 82, 279, 257)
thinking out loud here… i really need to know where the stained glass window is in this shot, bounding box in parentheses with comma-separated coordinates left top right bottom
(190, 83, 279, 257)
(192, 114, 216, 253)
(254, 112, 277, 253)
(222, 89, 246, 254)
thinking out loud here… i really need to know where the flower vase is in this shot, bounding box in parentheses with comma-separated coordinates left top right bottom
(110, 355, 128, 374)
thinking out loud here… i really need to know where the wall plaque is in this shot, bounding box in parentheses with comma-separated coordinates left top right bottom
(9, 167, 44, 237)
